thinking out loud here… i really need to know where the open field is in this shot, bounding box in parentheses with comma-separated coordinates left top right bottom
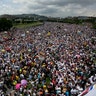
(13, 22, 43, 28)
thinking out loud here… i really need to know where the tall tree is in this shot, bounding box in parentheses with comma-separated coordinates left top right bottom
(0, 18, 13, 31)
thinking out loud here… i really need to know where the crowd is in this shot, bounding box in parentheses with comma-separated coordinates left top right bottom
(0, 22, 96, 96)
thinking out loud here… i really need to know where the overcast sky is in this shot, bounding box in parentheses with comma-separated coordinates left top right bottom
(0, 0, 96, 17)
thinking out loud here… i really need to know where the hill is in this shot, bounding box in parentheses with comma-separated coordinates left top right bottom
(0, 14, 48, 21)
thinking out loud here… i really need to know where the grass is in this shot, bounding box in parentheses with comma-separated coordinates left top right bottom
(13, 22, 43, 28)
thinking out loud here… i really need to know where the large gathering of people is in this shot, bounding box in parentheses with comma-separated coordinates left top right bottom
(0, 22, 96, 96)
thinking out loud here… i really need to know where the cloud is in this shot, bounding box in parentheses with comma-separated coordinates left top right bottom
(12, 0, 28, 4)
(36, 0, 96, 7)
(0, 0, 96, 17)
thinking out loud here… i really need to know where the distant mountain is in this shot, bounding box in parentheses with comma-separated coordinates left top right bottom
(0, 14, 48, 21)
(0, 14, 95, 19)
(0, 14, 96, 23)
(0, 14, 15, 19)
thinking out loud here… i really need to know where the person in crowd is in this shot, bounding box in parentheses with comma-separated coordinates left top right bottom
(0, 22, 96, 95)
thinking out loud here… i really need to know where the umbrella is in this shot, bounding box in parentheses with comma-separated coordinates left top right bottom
(15, 83, 21, 90)
(21, 79, 27, 86)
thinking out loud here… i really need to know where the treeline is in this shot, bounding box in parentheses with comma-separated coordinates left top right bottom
(0, 16, 96, 32)
(47, 17, 95, 23)
(13, 17, 37, 24)
(47, 17, 82, 24)
(0, 18, 13, 31)
(47, 17, 96, 29)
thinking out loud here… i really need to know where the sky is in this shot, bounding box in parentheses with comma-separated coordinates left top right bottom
(0, 0, 96, 17)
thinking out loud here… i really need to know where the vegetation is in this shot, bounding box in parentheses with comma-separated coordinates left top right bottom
(0, 14, 96, 30)
(13, 22, 43, 28)
(92, 23, 96, 29)
(0, 18, 13, 31)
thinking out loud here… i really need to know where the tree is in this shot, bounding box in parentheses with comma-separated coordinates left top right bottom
(0, 18, 13, 31)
